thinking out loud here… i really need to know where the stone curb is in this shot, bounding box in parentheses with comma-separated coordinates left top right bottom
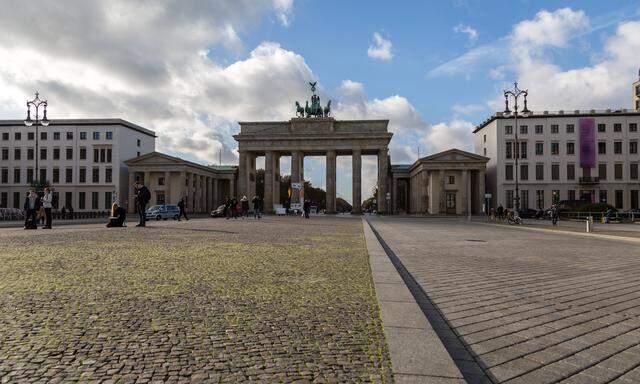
(362, 219, 465, 384)
(477, 220, 640, 245)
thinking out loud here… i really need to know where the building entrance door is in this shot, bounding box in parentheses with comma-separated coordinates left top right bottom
(446, 192, 456, 214)
(580, 190, 594, 203)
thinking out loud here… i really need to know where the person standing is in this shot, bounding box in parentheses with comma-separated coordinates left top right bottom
(135, 181, 151, 227)
(252, 195, 262, 219)
(241, 196, 249, 219)
(177, 197, 189, 221)
(23, 189, 41, 229)
(303, 199, 311, 219)
(41, 187, 53, 229)
(496, 204, 504, 221)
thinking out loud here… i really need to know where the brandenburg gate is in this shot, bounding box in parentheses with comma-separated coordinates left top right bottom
(233, 83, 392, 213)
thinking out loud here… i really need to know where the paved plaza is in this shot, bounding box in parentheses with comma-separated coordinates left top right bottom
(368, 217, 640, 384)
(0, 217, 392, 383)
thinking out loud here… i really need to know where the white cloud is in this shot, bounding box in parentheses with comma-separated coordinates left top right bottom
(273, 0, 294, 26)
(420, 119, 475, 154)
(508, 13, 640, 111)
(367, 32, 394, 61)
(0, 0, 304, 165)
(452, 103, 486, 116)
(454, 24, 479, 45)
(427, 43, 504, 78)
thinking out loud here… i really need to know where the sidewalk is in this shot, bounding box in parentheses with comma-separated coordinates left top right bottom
(0, 214, 213, 229)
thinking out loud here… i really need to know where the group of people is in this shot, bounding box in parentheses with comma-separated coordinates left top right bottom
(23, 187, 53, 230)
(223, 195, 263, 219)
(21, 180, 313, 230)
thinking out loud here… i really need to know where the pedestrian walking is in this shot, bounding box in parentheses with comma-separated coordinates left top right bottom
(225, 197, 234, 219)
(551, 204, 559, 226)
(23, 189, 41, 230)
(41, 187, 53, 229)
(177, 197, 189, 221)
(252, 195, 262, 219)
(241, 196, 249, 219)
(134, 181, 151, 227)
(60, 206, 66, 220)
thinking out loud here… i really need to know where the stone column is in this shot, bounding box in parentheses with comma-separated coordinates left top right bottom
(438, 169, 445, 214)
(273, 154, 281, 206)
(462, 170, 469, 215)
(128, 171, 136, 213)
(478, 169, 486, 214)
(165, 171, 171, 205)
(144, 171, 154, 206)
(326, 150, 337, 214)
(264, 151, 275, 213)
(229, 177, 235, 202)
(211, 177, 220, 210)
(207, 177, 212, 212)
(291, 151, 302, 204)
(352, 150, 362, 214)
(186, 173, 193, 213)
(247, 152, 256, 200)
(238, 151, 247, 201)
(391, 177, 398, 215)
(377, 148, 388, 214)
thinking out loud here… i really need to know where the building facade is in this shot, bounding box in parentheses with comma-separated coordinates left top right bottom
(0, 119, 155, 211)
(474, 110, 640, 211)
(125, 152, 237, 213)
(390, 149, 488, 215)
(634, 78, 640, 111)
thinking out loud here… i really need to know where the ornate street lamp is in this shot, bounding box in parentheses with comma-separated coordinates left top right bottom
(24, 91, 50, 184)
(503, 82, 530, 213)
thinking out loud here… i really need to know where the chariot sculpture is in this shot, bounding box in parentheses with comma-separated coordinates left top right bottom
(295, 82, 331, 118)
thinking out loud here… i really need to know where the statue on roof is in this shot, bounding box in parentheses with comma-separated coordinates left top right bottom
(294, 82, 331, 118)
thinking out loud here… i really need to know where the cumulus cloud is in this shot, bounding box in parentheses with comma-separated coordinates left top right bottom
(0, 0, 302, 164)
(367, 32, 394, 61)
(454, 24, 479, 45)
(507, 11, 640, 111)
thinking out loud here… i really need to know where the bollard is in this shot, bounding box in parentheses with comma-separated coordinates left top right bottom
(586, 215, 593, 233)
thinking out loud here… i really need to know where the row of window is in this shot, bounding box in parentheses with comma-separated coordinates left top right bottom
(0, 191, 113, 210)
(0, 167, 113, 184)
(505, 163, 639, 181)
(505, 123, 639, 135)
(1, 147, 113, 162)
(504, 189, 638, 210)
(505, 140, 639, 158)
(1, 131, 114, 141)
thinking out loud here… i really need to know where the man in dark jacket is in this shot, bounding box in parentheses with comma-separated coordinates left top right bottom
(24, 189, 42, 229)
(177, 197, 189, 221)
(135, 182, 151, 227)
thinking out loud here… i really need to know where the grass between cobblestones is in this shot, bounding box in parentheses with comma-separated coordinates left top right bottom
(0, 217, 392, 383)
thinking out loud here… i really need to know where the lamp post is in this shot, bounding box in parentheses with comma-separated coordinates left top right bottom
(503, 82, 530, 212)
(24, 91, 50, 185)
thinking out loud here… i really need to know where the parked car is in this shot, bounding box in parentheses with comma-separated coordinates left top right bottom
(517, 208, 538, 219)
(145, 205, 180, 220)
(210, 204, 226, 218)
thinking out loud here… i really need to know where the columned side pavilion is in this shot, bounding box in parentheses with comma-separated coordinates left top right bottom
(125, 152, 237, 213)
(233, 118, 393, 214)
(391, 149, 489, 215)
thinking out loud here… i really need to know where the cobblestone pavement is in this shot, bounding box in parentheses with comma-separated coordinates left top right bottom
(0, 217, 392, 383)
(369, 217, 640, 384)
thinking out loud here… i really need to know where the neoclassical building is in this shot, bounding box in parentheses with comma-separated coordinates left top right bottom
(391, 149, 488, 215)
(125, 152, 236, 213)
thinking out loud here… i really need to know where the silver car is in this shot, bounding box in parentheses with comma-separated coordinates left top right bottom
(145, 205, 180, 220)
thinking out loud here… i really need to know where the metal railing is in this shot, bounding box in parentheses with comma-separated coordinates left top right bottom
(563, 211, 639, 222)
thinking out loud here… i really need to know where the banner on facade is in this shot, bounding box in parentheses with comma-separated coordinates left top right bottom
(579, 117, 596, 168)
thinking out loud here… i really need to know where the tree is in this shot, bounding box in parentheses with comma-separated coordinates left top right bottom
(362, 184, 378, 212)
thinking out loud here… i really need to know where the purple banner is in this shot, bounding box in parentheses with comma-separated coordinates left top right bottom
(579, 117, 596, 168)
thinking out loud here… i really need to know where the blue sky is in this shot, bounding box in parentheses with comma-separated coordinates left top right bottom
(1, 1, 639, 203)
